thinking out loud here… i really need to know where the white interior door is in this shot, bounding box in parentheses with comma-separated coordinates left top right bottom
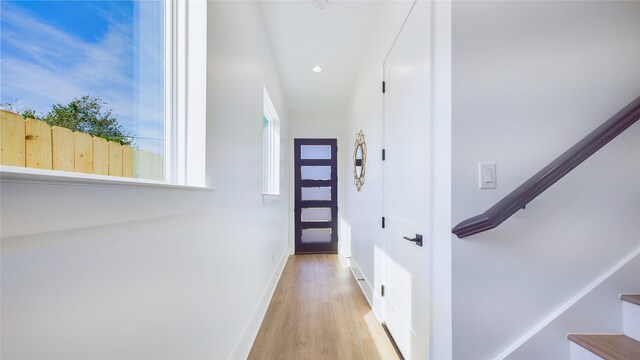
(383, 1, 431, 359)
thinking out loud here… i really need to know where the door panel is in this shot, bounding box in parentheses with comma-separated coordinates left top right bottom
(300, 145, 332, 159)
(301, 166, 332, 180)
(295, 138, 338, 254)
(301, 208, 332, 222)
(301, 228, 332, 243)
(301, 187, 332, 201)
(383, 1, 431, 359)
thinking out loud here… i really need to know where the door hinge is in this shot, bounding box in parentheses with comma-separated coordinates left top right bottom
(382, 81, 386, 94)
(381, 285, 385, 297)
(382, 216, 386, 229)
(382, 149, 386, 161)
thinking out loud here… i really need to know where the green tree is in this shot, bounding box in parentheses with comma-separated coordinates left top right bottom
(21, 108, 39, 120)
(1, 96, 133, 145)
(43, 95, 133, 145)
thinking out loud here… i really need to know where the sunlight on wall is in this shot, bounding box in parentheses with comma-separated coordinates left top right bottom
(339, 218, 352, 257)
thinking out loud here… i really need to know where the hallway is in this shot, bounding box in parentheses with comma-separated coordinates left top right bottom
(249, 255, 400, 360)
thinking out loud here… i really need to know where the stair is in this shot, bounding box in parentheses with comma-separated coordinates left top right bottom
(568, 334, 640, 360)
(622, 295, 640, 341)
(620, 294, 640, 306)
(568, 294, 640, 360)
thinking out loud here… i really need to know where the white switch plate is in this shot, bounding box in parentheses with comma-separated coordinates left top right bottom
(479, 162, 496, 189)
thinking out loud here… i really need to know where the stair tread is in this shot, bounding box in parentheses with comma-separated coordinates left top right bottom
(621, 294, 640, 306)
(568, 334, 640, 360)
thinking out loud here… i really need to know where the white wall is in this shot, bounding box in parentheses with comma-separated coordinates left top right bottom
(451, 1, 640, 359)
(342, 4, 454, 358)
(288, 110, 346, 135)
(343, 5, 455, 359)
(342, 0, 415, 316)
(0, 2, 289, 359)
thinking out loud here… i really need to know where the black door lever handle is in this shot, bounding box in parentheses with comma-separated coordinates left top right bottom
(403, 234, 423, 247)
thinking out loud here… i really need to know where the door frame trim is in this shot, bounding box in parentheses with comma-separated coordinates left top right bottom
(381, 1, 435, 358)
(288, 133, 344, 256)
(429, 1, 453, 359)
(378, 1, 453, 359)
(294, 138, 338, 254)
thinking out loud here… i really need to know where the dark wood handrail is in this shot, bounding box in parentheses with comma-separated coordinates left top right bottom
(452, 96, 640, 239)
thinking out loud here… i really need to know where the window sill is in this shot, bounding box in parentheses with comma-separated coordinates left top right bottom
(0, 166, 215, 191)
(262, 193, 281, 202)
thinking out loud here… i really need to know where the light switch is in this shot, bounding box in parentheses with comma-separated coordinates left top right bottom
(479, 162, 496, 189)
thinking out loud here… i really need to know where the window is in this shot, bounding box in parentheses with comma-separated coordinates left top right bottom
(0, 0, 206, 186)
(263, 87, 280, 195)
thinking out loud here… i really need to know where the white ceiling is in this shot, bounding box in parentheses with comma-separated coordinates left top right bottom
(259, 1, 382, 112)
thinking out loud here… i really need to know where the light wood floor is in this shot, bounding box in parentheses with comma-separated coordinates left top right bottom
(249, 255, 400, 360)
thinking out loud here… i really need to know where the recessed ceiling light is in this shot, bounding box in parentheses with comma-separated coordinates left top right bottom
(312, 66, 322, 73)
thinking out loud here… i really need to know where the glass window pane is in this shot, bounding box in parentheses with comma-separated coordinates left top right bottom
(263, 88, 280, 195)
(301, 208, 332, 222)
(301, 145, 331, 159)
(0, 0, 165, 180)
(301, 187, 331, 201)
(301, 228, 332, 243)
(263, 117, 269, 192)
(301, 166, 331, 180)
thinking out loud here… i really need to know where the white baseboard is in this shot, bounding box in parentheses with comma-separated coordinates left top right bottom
(348, 256, 375, 309)
(228, 251, 289, 359)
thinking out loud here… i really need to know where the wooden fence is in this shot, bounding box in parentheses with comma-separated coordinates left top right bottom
(0, 110, 163, 180)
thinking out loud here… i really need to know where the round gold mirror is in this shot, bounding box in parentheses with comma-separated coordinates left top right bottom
(353, 130, 367, 191)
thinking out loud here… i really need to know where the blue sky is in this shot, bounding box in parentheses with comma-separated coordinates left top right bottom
(0, 0, 164, 153)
